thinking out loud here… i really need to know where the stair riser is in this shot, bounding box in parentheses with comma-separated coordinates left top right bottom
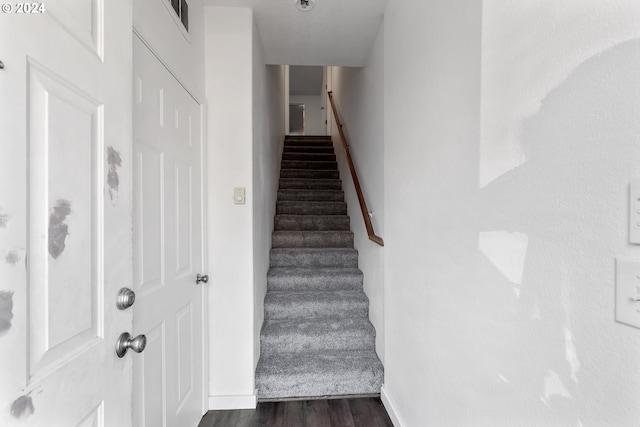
(264, 301, 368, 320)
(267, 270, 363, 291)
(280, 169, 340, 180)
(261, 329, 375, 353)
(281, 160, 338, 170)
(277, 190, 344, 202)
(270, 250, 358, 268)
(276, 202, 347, 215)
(256, 351, 384, 399)
(256, 376, 382, 400)
(279, 180, 342, 190)
(271, 232, 354, 248)
(284, 141, 333, 148)
(283, 146, 334, 154)
(282, 153, 337, 162)
(285, 135, 332, 139)
(274, 216, 350, 231)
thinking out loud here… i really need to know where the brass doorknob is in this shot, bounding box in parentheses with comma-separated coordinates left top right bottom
(116, 332, 146, 358)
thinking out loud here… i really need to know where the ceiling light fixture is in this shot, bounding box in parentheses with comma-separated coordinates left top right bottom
(296, 0, 314, 12)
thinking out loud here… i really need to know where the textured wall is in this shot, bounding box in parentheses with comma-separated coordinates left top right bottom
(133, 0, 205, 100)
(329, 22, 385, 362)
(252, 19, 286, 370)
(382, 0, 640, 426)
(205, 6, 285, 407)
(205, 6, 256, 400)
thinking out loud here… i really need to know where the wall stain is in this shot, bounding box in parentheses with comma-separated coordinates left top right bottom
(5, 250, 20, 265)
(107, 146, 122, 201)
(0, 210, 8, 228)
(10, 395, 34, 419)
(0, 291, 14, 337)
(48, 199, 71, 259)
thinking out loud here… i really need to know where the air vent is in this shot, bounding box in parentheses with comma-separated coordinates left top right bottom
(169, 0, 189, 32)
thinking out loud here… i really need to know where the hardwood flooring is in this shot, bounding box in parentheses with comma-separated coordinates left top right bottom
(198, 397, 394, 427)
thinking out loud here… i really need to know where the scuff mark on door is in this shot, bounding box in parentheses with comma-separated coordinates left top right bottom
(5, 250, 20, 265)
(48, 199, 71, 259)
(0, 291, 15, 336)
(107, 146, 122, 201)
(10, 395, 34, 419)
(0, 210, 9, 228)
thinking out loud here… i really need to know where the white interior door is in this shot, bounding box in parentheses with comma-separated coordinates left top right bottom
(132, 34, 206, 427)
(0, 2, 133, 427)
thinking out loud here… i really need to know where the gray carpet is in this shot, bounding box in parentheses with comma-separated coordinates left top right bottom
(255, 135, 384, 400)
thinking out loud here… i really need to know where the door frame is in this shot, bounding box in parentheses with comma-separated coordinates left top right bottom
(284, 65, 290, 135)
(131, 28, 209, 417)
(289, 103, 306, 135)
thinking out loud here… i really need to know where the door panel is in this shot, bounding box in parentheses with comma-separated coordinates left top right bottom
(138, 324, 166, 426)
(134, 144, 165, 295)
(27, 60, 102, 381)
(0, 2, 132, 426)
(133, 34, 205, 427)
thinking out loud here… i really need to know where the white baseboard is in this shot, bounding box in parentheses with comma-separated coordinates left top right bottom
(208, 390, 257, 410)
(381, 386, 404, 427)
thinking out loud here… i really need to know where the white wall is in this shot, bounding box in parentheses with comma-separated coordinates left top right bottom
(134, 0, 205, 100)
(205, 6, 284, 409)
(205, 6, 255, 405)
(290, 95, 324, 135)
(252, 22, 286, 367)
(329, 22, 385, 362)
(382, 1, 640, 426)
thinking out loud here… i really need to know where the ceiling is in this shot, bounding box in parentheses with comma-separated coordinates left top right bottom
(289, 66, 324, 95)
(204, 0, 388, 66)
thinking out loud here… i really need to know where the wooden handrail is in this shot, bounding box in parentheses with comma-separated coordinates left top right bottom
(327, 91, 384, 246)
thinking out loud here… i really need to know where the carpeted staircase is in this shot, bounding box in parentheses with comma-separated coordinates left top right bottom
(255, 135, 384, 400)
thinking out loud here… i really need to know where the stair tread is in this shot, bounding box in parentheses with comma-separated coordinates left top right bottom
(272, 230, 354, 248)
(268, 267, 363, 277)
(280, 169, 340, 180)
(283, 146, 334, 153)
(265, 290, 368, 305)
(256, 350, 383, 399)
(279, 178, 341, 183)
(278, 179, 343, 190)
(270, 247, 358, 268)
(276, 201, 346, 208)
(277, 194, 345, 202)
(275, 214, 350, 218)
(281, 161, 338, 170)
(278, 188, 344, 192)
(272, 229, 354, 233)
(271, 247, 358, 254)
(257, 349, 382, 366)
(276, 202, 347, 215)
(265, 290, 368, 319)
(261, 317, 375, 339)
(272, 230, 354, 237)
(274, 215, 351, 232)
(282, 153, 336, 160)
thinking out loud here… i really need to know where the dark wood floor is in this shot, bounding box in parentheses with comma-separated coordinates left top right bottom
(198, 397, 394, 427)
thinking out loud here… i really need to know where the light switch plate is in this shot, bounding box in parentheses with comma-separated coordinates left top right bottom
(630, 180, 640, 244)
(615, 257, 640, 329)
(234, 187, 245, 205)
